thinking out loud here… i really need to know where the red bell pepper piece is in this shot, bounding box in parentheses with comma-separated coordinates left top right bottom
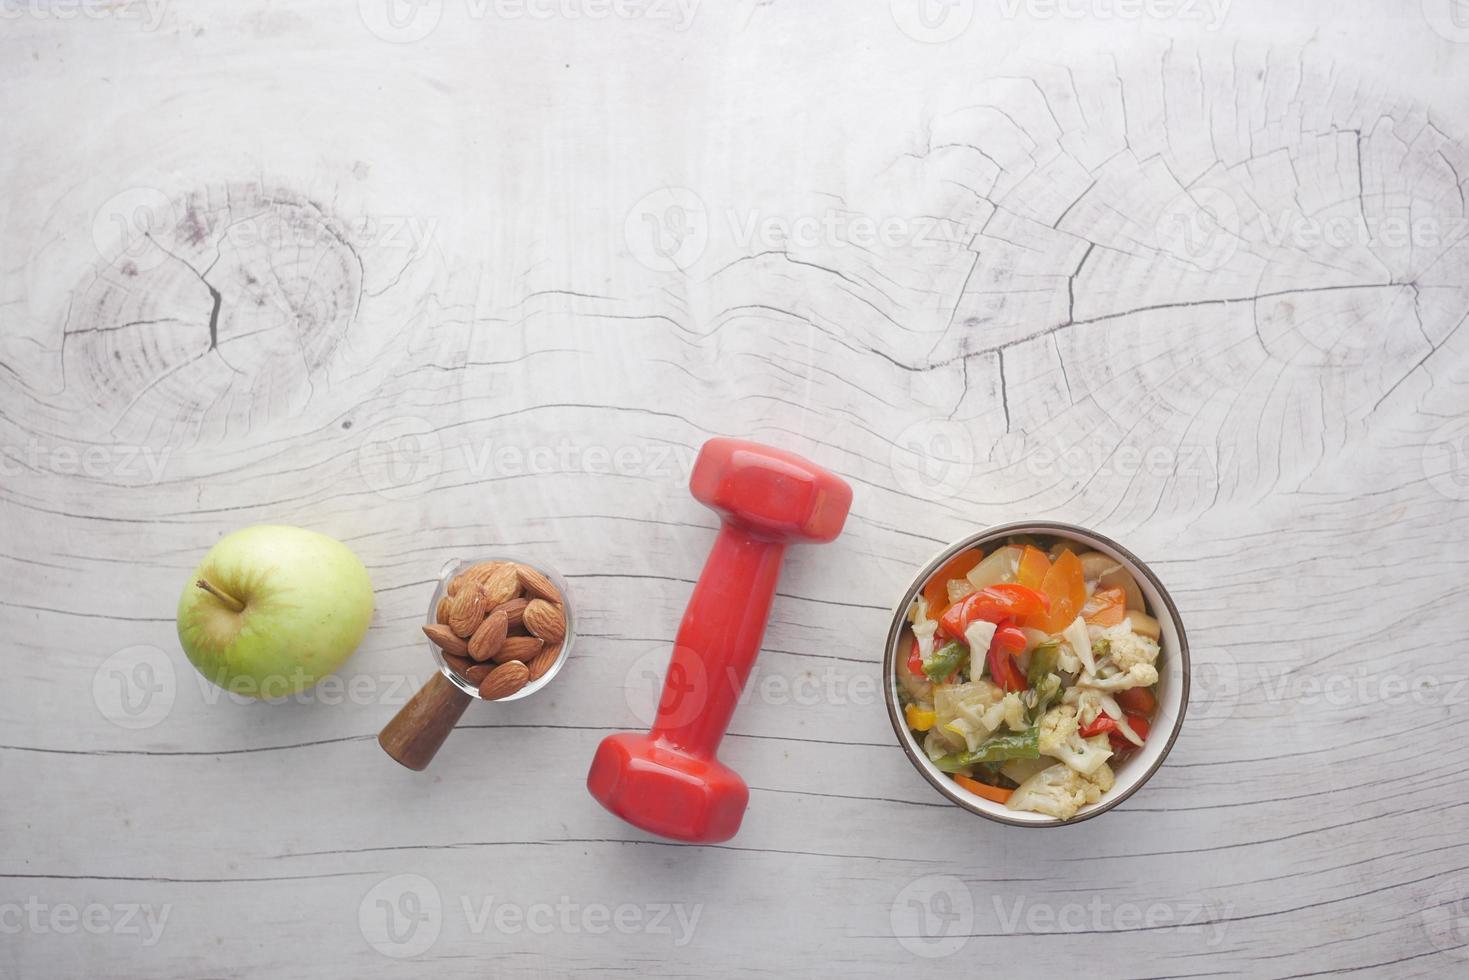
(939, 585, 1049, 638)
(1078, 714, 1118, 738)
(986, 620, 1029, 692)
(921, 549, 985, 616)
(1115, 687, 1157, 716)
(907, 635, 925, 677)
(1109, 713, 1151, 753)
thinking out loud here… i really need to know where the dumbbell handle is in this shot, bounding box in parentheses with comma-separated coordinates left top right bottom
(651, 524, 787, 758)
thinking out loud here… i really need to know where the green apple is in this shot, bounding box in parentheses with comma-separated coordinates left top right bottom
(177, 524, 374, 698)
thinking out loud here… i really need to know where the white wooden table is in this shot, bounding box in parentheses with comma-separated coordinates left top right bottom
(5, 3, 1469, 977)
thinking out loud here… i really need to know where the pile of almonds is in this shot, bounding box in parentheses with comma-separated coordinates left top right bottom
(422, 561, 567, 700)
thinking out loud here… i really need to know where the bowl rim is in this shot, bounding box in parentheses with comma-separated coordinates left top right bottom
(883, 520, 1190, 827)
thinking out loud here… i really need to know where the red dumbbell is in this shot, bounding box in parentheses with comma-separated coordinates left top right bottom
(587, 438, 853, 843)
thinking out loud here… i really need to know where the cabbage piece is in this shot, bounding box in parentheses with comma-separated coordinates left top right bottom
(965, 546, 1022, 590)
(909, 596, 939, 661)
(925, 726, 962, 760)
(946, 578, 975, 603)
(999, 755, 1056, 786)
(1088, 689, 1146, 747)
(933, 680, 1005, 740)
(1062, 616, 1096, 675)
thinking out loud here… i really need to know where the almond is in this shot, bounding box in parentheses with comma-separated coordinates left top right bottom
(423, 623, 470, 658)
(464, 663, 493, 685)
(479, 661, 529, 700)
(522, 598, 566, 643)
(526, 641, 561, 681)
(446, 573, 469, 597)
(493, 635, 543, 664)
(468, 609, 509, 662)
(479, 563, 522, 607)
(464, 560, 509, 585)
(516, 563, 562, 605)
(435, 595, 453, 625)
(447, 586, 487, 638)
(443, 652, 474, 675)
(490, 596, 530, 629)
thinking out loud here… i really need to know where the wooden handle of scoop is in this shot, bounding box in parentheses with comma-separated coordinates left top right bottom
(378, 671, 473, 771)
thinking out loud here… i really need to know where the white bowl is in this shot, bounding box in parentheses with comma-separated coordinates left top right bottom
(883, 521, 1189, 826)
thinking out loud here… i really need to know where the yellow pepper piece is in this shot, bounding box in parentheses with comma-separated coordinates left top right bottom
(905, 704, 936, 731)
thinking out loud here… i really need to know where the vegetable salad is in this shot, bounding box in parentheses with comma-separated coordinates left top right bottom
(896, 537, 1163, 821)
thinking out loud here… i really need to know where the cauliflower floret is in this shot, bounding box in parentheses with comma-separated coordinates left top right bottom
(1052, 732, 1114, 775)
(1038, 705, 1079, 755)
(1096, 623, 1160, 672)
(1006, 761, 1116, 820)
(1038, 706, 1114, 774)
(1055, 643, 1082, 675)
(1083, 662, 1159, 692)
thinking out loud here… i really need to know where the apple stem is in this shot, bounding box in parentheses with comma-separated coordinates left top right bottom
(196, 578, 245, 613)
